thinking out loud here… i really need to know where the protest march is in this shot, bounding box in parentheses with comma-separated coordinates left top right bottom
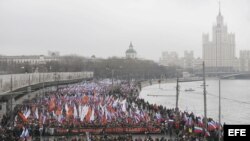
(0, 80, 223, 141)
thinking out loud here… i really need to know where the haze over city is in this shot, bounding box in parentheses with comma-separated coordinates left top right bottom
(1, 0, 250, 60)
(1, 1, 250, 140)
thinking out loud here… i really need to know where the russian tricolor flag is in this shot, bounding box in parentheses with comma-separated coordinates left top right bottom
(194, 126, 203, 133)
(208, 121, 217, 131)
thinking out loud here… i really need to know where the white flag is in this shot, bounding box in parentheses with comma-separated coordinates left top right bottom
(35, 108, 39, 119)
(74, 104, 78, 118)
(24, 109, 31, 119)
(90, 108, 95, 121)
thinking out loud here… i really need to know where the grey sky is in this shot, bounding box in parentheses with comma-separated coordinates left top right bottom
(0, 0, 249, 61)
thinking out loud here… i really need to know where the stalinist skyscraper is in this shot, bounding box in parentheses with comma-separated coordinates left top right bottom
(202, 5, 236, 72)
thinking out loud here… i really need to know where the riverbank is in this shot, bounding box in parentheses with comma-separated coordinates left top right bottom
(140, 79, 250, 124)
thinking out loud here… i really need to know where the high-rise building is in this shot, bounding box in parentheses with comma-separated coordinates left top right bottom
(159, 51, 179, 66)
(183, 51, 194, 69)
(202, 7, 236, 72)
(239, 50, 250, 72)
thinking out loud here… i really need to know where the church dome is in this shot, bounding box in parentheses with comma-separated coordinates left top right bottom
(126, 48, 137, 54)
(126, 42, 137, 54)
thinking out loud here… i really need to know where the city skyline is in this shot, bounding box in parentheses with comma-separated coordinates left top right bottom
(1, 0, 250, 61)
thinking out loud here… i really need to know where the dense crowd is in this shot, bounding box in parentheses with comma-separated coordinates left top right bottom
(0, 79, 223, 141)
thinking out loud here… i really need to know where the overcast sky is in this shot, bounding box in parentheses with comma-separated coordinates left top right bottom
(0, 0, 250, 60)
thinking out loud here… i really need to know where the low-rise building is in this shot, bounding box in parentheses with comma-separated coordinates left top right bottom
(0, 51, 59, 65)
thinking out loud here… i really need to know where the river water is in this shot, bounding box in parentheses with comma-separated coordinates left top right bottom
(139, 80, 250, 124)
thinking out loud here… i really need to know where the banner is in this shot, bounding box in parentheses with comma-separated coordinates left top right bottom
(55, 127, 161, 135)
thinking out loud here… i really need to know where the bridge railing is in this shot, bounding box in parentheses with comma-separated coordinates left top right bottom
(0, 72, 93, 94)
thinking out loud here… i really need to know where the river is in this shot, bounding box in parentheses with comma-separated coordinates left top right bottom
(139, 80, 250, 124)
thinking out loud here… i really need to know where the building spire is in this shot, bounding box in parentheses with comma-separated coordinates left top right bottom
(217, 0, 223, 25)
(219, 0, 221, 15)
(129, 41, 133, 49)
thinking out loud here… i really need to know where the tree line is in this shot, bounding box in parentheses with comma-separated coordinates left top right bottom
(0, 55, 179, 80)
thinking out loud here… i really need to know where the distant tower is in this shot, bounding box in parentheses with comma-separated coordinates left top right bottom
(202, 2, 236, 72)
(126, 42, 137, 59)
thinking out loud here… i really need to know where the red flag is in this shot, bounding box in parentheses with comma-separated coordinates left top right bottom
(101, 112, 107, 125)
(82, 95, 89, 105)
(85, 107, 92, 123)
(18, 112, 28, 122)
(67, 106, 74, 119)
(55, 106, 62, 116)
(48, 98, 56, 112)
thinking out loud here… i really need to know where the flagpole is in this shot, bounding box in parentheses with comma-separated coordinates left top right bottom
(203, 61, 208, 141)
(111, 69, 114, 94)
(176, 76, 179, 111)
(218, 79, 221, 141)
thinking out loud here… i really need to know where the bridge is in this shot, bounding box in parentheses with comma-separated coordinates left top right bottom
(195, 71, 250, 79)
(0, 72, 93, 120)
(219, 72, 250, 79)
(0, 72, 93, 95)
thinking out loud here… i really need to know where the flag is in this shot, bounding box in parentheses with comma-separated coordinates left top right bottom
(198, 117, 204, 127)
(67, 105, 74, 119)
(121, 99, 127, 112)
(101, 111, 107, 125)
(208, 121, 217, 131)
(78, 105, 82, 118)
(188, 128, 192, 133)
(24, 109, 31, 119)
(183, 114, 188, 122)
(20, 127, 26, 138)
(85, 107, 92, 123)
(156, 112, 161, 120)
(194, 126, 203, 134)
(39, 113, 43, 127)
(65, 104, 69, 114)
(24, 128, 29, 137)
(18, 112, 28, 122)
(55, 106, 62, 116)
(205, 130, 211, 137)
(80, 105, 89, 121)
(112, 98, 119, 108)
(215, 121, 221, 129)
(186, 117, 193, 126)
(35, 108, 39, 119)
(57, 114, 63, 123)
(82, 95, 89, 104)
(42, 114, 47, 124)
(74, 104, 78, 118)
(48, 98, 56, 112)
(90, 108, 95, 121)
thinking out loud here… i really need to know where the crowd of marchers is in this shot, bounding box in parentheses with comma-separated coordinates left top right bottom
(0, 80, 223, 141)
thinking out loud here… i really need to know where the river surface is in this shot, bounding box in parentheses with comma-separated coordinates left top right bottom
(139, 80, 250, 124)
